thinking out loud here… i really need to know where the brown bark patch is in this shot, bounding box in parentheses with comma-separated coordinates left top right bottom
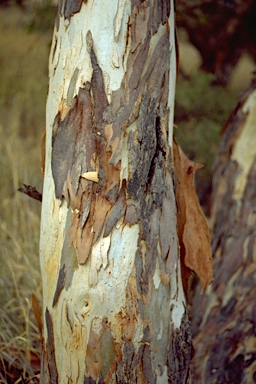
(70, 194, 112, 264)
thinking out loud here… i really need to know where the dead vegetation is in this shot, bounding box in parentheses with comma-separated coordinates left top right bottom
(0, 5, 51, 382)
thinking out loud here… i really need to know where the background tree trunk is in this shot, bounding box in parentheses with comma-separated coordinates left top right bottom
(190, 78, 256, 383)
(39, 1, 212, 382)
(176, 0, 256, 85)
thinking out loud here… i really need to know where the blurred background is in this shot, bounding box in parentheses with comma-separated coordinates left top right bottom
(0, 0, 255, 382)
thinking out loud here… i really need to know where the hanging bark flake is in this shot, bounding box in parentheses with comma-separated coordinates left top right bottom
(173, 140, 213, 294)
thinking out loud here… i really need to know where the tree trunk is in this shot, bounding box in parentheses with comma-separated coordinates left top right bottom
(190, 78, 256, 383)
(39, 1, 212, 382)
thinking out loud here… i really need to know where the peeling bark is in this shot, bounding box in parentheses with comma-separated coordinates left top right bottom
(190, 78, 256, 384)
(40, 1, 210, 382)
(173, 141, 213, 294)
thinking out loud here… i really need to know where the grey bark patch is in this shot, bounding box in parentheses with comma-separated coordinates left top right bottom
(51, 114, 76, 198)
(151, 0, 171, 34)
(59, 209, 78, 289)
(142, 344, 156, 384)
(167, 313, 192, 384)
(149, 283, 170, 375)
(45, 308, 58, 383)
(81, 193, 91, 228)
(135, 233, 157, 296)
(116, 343, 141, 383)
(84, 376, 103, 384)
(105, 184, 119, 202)
(141, 245, 157, 295)
(100, 330, 116, 378)
(135, 247, 143, 296)
(124, 202, 138, 226)
(126, 93, 157, 199)
(159, 196, 173, 260)
(55, 0, 63, 30)
(103, 191, 126, 237)
(64, 0, 86, 19)
(211, 160, 239, 255)
(52, 264, 66, 307)
(64, 245, 77, 289)
(126, 97, 167, 229)
(51, 36, 58, 64)
(141, 325, 151, 343)
(90, 46, 109, 132)
(52, 84, 94, 199)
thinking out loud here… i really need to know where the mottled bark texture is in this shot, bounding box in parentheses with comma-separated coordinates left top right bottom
(190, 78, 256, 383)
(40, 1, 212, 383)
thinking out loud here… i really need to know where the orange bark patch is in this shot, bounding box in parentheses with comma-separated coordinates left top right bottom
(173, 141, 213, 293)
(71, 194, 112, 264)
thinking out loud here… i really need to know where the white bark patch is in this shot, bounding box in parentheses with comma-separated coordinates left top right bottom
(170, 260, 186, 329)
(114, 0, 129, 40)
(89, 235, 111, 287)
(48, 0, 131, 123)
(156, 366, 168, 384)
(51, 223, 139, 381)
(231, 89, 256, 202)
(153, 257, 162, 289)
(81, 171, 99, 182)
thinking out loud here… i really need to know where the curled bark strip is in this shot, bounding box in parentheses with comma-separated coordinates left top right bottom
(173, 141, 213, 294)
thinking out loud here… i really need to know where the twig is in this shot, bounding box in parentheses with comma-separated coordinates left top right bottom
(18, 184, 42, 202)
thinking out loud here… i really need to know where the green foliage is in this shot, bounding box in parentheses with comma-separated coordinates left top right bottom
(174, 72, 239, 208)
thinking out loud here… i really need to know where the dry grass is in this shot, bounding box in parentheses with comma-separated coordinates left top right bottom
(0, 6, 52, 382)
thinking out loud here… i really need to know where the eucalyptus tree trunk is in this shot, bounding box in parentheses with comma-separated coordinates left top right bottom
(39, 1, 212, 382)
(190, 78, 256, 383)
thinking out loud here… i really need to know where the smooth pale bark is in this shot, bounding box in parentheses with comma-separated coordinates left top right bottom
(190, 79, 256, 383)
(40, 1, 192, 383)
